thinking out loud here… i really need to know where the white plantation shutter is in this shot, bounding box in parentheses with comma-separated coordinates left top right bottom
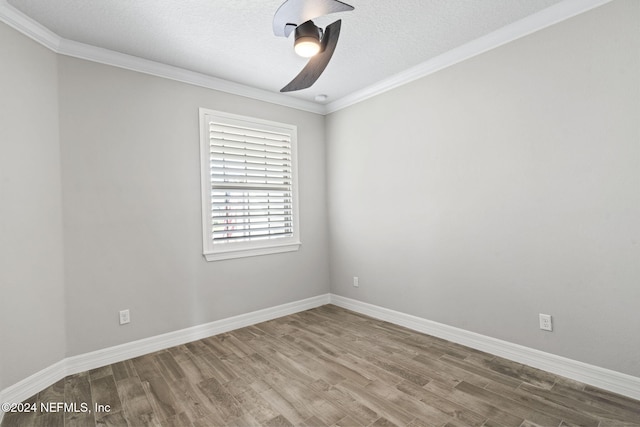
(209, 123, 293, 241)
(200, 109, 300, 261)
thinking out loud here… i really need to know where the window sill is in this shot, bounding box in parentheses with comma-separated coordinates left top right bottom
(203, 241, 301, 262)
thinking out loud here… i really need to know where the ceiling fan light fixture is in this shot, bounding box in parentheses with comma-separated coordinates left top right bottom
(295, 38, 320, 57)
(294, 20, 321, 57)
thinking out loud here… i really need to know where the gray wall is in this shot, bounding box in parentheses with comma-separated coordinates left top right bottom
(58, 57, 329, 356)
(0, 23, 66, 389)
(327, 0, 640, 377)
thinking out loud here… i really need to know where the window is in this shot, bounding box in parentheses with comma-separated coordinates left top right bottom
(199, 109, 300, 261)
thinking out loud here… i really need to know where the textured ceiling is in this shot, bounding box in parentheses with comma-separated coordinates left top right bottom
(7, 0, 566, 105)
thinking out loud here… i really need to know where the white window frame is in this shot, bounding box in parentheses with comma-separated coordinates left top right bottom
(199, 108, 301, 261)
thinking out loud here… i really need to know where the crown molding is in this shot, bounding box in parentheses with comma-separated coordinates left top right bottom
(0, 0, 325, 115)
(0, 0, 60, 50)
(0, 0, 613, 115)
(325, 0, 613, 114)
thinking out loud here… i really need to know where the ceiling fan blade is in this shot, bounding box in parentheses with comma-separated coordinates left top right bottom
(273, 0, 353, 37)
(280, 19, 341, 92)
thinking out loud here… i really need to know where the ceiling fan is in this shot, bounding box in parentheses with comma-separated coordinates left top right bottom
(273, 0, 354, 93)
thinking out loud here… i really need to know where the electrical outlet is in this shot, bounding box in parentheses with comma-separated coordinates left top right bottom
(119, 309, 130, 325)
(539, 313, 552, 331)
(353, 276, 359, 287)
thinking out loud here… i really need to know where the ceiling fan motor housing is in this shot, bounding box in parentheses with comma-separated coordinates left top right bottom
(294, 20, 323, 57)
(295, 20, 320, 41)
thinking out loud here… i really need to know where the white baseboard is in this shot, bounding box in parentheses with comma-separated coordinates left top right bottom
(329, 294, 640, 400)
(0, 293, 330, 410)
(2, 290, 638, 422)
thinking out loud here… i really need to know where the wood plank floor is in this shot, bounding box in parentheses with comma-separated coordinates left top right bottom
(2, 305, 639, 427)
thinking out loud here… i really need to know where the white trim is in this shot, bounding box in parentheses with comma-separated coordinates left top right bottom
(0, 0, 324, 115)
(325, 0, 613, 113)
(329, 294, 640, 401)
(2, 291, 639, 418)
(0, 294, 330, 409)
(1, 0, 612, 116)
(0, 0, 60, 51)
(198, 108, 301, 261)
(204, 242, 301, 261)
(0, 359, 66, 423)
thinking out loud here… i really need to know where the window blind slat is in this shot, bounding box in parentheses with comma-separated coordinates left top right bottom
(210, 146, 291, 160)
(209, 231, 291, 242)
(210, 148, 290, 163)
(212, 215, 292, 223)
(209, 154, 290, 167)
(212, 205, 292, 212)
(211, 196, 289, 201)
(211, 197, 290, 202)
(211, 173, 291, 183)
(209, 123, 290, 143)
(209, 160, 291, 173)
(211, 189, 289, 194)
(213, 219, 292, 225)
(212, 209, 291, 216)
(210, 133, 291, 152)
(212, 179, 292, 187)
(213, 201, 291, 205)
(211, 183, 290, 192)
(210, 166, 291, 176)
(212, 226, 293, 237)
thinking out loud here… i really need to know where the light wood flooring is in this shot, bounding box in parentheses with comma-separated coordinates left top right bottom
(2, 305, 639, 427)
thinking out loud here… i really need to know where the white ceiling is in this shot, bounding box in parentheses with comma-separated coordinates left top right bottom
(3, 0, 605, 111)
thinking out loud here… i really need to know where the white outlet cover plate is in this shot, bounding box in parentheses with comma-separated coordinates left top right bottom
(119, 309, 130, 325)
(539, 313, 552, 331)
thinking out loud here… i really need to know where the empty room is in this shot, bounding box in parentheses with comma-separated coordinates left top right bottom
(1, 0, 639, 426)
